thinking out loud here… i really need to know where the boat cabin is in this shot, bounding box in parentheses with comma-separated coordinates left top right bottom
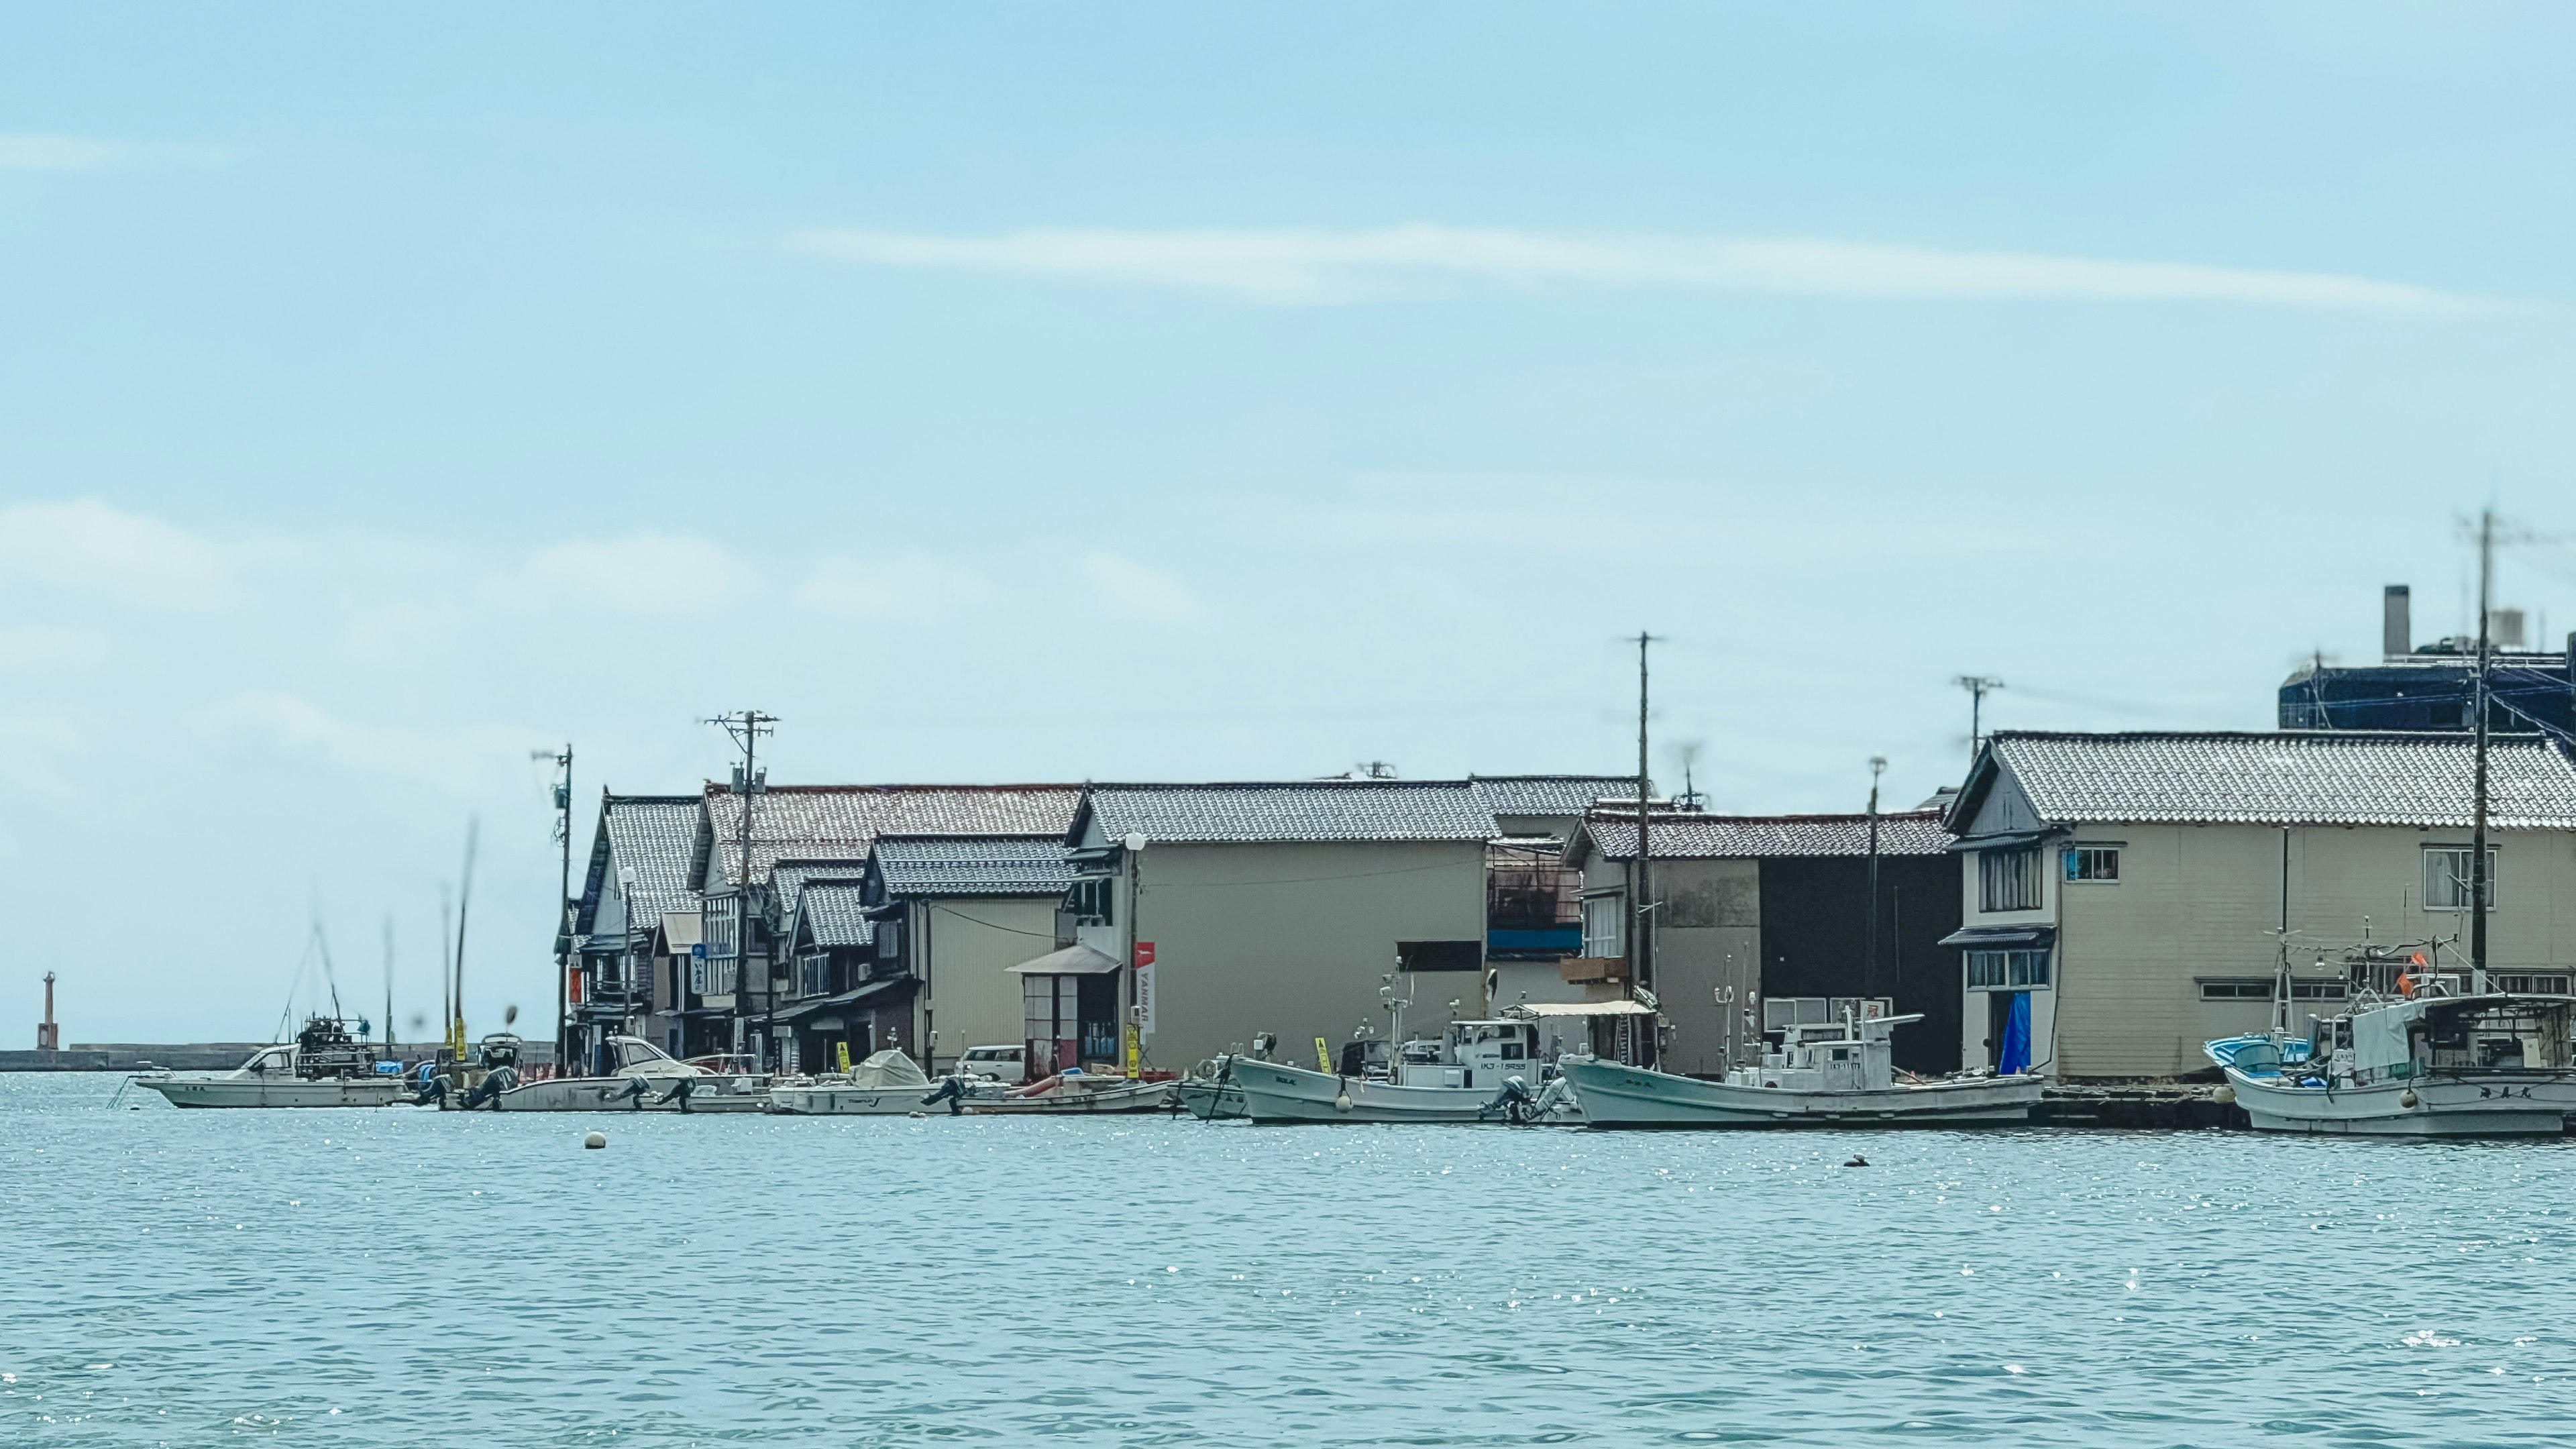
(1389, 1018, 1542, 1090)
(1729, 1012, 1922, 1092)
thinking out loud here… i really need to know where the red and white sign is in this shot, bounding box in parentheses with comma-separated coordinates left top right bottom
(1133, 941, 1157, 969)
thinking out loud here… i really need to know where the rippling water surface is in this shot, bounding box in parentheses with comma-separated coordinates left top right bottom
(7, 1073, 2575, 1446)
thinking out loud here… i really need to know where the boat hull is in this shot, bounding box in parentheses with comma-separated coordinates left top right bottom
(2226, 1070, 2576, 1136)
(1561, 1057, 2043, 1128)
(765, 1084, 938, 1115)
(967, 1080, 1179, 1114)
(1176, 1080, 1246, 1120)
(488, 1075, 772, 1112)
(1229, 1061, 1552, 1123)
(136, 1075, 409, 1109)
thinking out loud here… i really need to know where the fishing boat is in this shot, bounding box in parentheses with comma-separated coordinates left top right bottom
(1559, 1010, 2043, 1128)
(767, 1049, 953, 1115)
(2208, 960, 2576, 1136)
(133, 1018, 408, 1109)
(1175, 1054, 1250, 1120)
(965, 1070, 1180, 1114)
(464, 1034, 771, 1112)
(1230, 1016, 1579, 1124)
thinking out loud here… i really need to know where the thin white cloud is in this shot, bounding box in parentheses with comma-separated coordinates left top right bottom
(0, 626, 108, 672)
(0, 500, 233, 608)
(788, 225, 2478, 315)
(796, 553, 996, 620)
(1080, 552, 1205, 623)
(200, 692, 531, 794)
(0, 132, 231, 172)
(486, 535, 753, 615)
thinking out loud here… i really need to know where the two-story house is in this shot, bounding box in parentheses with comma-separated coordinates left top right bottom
(849, 834, 1074, 1074)
(1944, 730, 2576, 1079)
(567, 792, 704, 1073)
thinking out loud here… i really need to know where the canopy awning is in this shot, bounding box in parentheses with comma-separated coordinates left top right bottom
(1006, 943, 1124, 976)
(1515, 999, 1654, 1017)
(662, 910, 704, 947)
(1937, 924, 2057, 950)
(773, 977, 911, 1024)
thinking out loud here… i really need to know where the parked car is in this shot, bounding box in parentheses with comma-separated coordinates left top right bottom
(955, 1043, 1027, 1085)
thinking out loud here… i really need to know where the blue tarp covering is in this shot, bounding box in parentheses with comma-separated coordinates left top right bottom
(1998, 991, 2031, 1075)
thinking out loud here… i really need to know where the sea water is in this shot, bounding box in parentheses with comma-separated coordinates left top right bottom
(4, 1071, 2573, 1447)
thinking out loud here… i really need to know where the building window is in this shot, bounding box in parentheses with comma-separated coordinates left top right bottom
(714, 959, 738, 995)
(798, 951, 831, 999)
(2064, 847, 2121, 883)
(1580, 895, 1622, 959)
(2289, 979, 2348, 1000)
(878, 920, 902, 960)
(1397, 941, 1483, 971)
(1979, 847, 2043, 912)
(1966, 949, 2049, 989)
(2198, 979, 2270, 1000)
(2494, 973, 2572, 995)
(1065, 876, 1114, 926)
(706, 896, 741, 958)
(2424, 847, 2497, 912)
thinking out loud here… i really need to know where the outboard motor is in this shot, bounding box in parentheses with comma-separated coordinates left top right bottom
(462, 1064, 519, 1110)
(651, 1076, 697, 1112)
(1479, 1075, 1537, 1125)
(411, 1073, 451, 1108)
(921, 1075, 970, 1116)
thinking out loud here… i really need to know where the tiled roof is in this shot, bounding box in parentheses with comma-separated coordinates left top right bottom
(794, 883, 877, 949)
(602, 796, 705, 924)
(1075, 781, 1499, 844)
(1470, 775, 1646, 818)
(1578, 811, 1953, 861)
(873, 835, 1075, 897)
(704, 784, 1081, 888)
(1980, 731, 2576, 828)
(767, 859, 869, 918)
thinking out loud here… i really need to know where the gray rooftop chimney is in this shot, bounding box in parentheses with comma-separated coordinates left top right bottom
(2383, 584, 2411, 659)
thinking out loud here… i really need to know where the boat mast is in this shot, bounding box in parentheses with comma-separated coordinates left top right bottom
(2471, 508, 2492, 989)
(1633, 631, 1657, 1067)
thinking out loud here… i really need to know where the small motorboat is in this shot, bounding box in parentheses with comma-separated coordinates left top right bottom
(1175, 1055, 1249, 1120)
(966, 1070, 1179, 1114)
(468, 1035, 771, 1113)
(1560, 1010, 2042, 1128)
(133, 1018, 408, 1110)
(1230, 1016, 1578, 1124)
(768, 1050, 957, 1115)
(2210, 963, 2576, 1136)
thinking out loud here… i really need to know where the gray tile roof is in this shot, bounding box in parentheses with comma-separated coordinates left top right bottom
(704, 784, 1081, 888)
(1075, 780, 1500, 844)
(873, 835, 1075, 897)
(1578, 811, 1953, 862)
(601, 795, 705, 924)
(794, 882, 877, 949)
(767, 859, 869, 918)
(1980, 731, 2576, 828)
(1470, 775, 1645, 818)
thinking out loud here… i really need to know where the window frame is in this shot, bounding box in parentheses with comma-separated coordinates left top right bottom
(1979, 847, 2044, 912)
(2423, 846, 2498, 913)
(1580, 895, 1622, 959)
(1966, 948, 2051, 990)
(2063, 846, 2121, 883)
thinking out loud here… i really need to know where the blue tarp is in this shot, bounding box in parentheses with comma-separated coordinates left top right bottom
(1998, 991, 2031, 1075)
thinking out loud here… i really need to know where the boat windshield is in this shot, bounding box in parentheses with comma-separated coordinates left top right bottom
(244, 1046, 292, 1075)
(612, 1039, 675, 1070)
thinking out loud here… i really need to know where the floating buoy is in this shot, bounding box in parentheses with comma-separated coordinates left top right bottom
(1333, 1093, 1352, 1114)
(1843, 1155, 1869, 1168)
(584, 1131, 607, 1149)
(2212, 1085, 2236, 1106)
(2399, 1089, 2420, 1109)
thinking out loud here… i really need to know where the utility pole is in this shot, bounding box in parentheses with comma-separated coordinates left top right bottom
(2471, 508, 2493, 983)
(533, 744, 574, 1074)
(1954, 676, 2005, 759)
(707, 711, 777, 1069)
(1633, 631, 1661, 1068)
(1864, 756, 1886, 1004)
(382, 914, 395, 1057)
(452, 818, 478, 1059)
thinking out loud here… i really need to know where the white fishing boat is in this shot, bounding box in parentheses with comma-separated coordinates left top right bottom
(2209, 971, 2576, 1136)
(1176, 1053, 1250, 1120)
(133, 1018, 408, 1110)
(471, 1035, 771, 1113)
(767, 1049, 950, 1115)
(1230, 1016, 1578, 1124)
(1560, 1011, 2043, 1128)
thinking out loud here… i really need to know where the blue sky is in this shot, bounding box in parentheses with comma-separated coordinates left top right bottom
(8, 3, 2576, 1040)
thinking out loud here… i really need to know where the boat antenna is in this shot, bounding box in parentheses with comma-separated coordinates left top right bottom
(453, 816, 479, 1056)
(438, 881, 454, 1059)
(2469, 506, 2493, 991)
(382, 913, 396, 1054)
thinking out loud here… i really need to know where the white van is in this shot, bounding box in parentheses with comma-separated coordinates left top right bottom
(955, 1043, 1028, 1085)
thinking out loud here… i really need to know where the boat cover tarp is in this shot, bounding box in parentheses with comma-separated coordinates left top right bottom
(1517, 1000, 1654, 1017)
(852, 1049, 930, 1088)
(1998, 991, 2032, 1075)
(1938, 924, 2057, 949)
(2355, 1008, 2416, 1077)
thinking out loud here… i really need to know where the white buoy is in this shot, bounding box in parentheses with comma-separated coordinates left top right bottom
(2212, 1085, 2236, 1106)
(584, 1131, 607, 1149)
(1333, 1093, 1352, 1113)
(2399, 1089, 2420, 1109)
